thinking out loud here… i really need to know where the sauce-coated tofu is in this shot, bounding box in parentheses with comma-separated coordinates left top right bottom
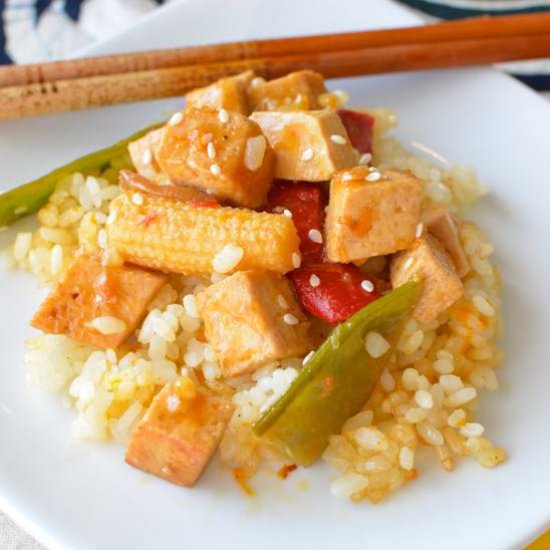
(185, 70, 254, 114)
(390, 235, 464, 323)
(126, 379, 233, 487)
(423, 206, 470, 278)
(128, 128, 170, 184)
(31, 254, 166, 349)
(251, 110, 357, 181)
(325, 167, 423, 262)
(196, 270, 313, 377)
(157, 107, 275, 208)
(248, 70, 327, 111)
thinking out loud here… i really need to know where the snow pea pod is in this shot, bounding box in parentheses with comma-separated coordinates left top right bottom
(253, 281, 420, 466)
(0, 123, 160, 227)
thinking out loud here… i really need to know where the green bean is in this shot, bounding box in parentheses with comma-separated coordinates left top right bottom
(0, 123, 160, 226)
(253, 282, 421, 466)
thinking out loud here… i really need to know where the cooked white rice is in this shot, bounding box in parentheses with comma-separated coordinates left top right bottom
(4, 107, 505, 503)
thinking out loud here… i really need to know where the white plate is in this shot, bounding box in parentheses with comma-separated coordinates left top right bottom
(1, 1, 550, 549)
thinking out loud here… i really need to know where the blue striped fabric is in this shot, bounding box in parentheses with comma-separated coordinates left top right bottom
(0, 0, 10, 63)
(396, 0, 550, 90)
(0, 0, 167, 65)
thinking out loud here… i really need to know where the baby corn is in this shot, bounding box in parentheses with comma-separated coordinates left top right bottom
(107, 192, 300, 275)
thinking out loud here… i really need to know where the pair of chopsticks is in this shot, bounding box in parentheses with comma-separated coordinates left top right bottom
(1, 12, 550, 121)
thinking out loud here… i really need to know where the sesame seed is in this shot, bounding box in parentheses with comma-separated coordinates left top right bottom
(277, 294, 289, 309)
(309, 274, 321, 287)
(301, 148, 314, 161)
(207, 142, 216, 159)
(142, 149, 152, 166)
(415, 222, 424, 238)
(210, 163, 221, 176)
(330, 134, 347, 145)
(212, 244, 244, 273)
(302, 351, 315, 365)
(365, 331, 390, 358)
(366, 171, 381, 182)
(283, 313, 299, 325)
(342, 173, 354, 182)
(250, 77, 266, 88)
(168, 112, 183, 126)
(218, 109, 229, 123)
(283, 208, 293, 219)
(359, 153, 372, 165)
(308, 229, 323, 244)
(292, 252, 301, 268)
(166, 394, 181, 412)
(244, 135, 267, 171)
(361, 279, 374, 292)
(132, 193, 144, 206)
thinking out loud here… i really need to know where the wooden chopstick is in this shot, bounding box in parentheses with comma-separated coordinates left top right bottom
(2, 11, 550, 88)
(2, 13, 550, 121)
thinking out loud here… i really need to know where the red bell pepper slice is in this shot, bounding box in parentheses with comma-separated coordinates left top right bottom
(288, 263, 382, 325)
(267, 181, 326, 264)
(337, 109, 375, 155)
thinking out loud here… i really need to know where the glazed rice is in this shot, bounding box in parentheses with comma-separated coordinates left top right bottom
(4, 107, 505, 502)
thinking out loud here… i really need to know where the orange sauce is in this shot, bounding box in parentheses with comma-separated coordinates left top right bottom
(341, 208, 373, 237)
(233, 468, 255, 496)
(277, 464, 298, 480)
(274, 124, 303, 154)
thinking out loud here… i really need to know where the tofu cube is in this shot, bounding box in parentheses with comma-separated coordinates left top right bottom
(157, 107, 275, 208)
(248, 70, 327, 111)
(126, 378, 233, 487)
(390, 235, 464, 323)
(423, 206, 470, 278)
(31, 254, 166, 349)
(128, 128, 170, 185)
(251, 110, 357, 181)
(185, 70, 254, 115)
(196, 270, 313, 377)
(325, 167, 423, 262)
